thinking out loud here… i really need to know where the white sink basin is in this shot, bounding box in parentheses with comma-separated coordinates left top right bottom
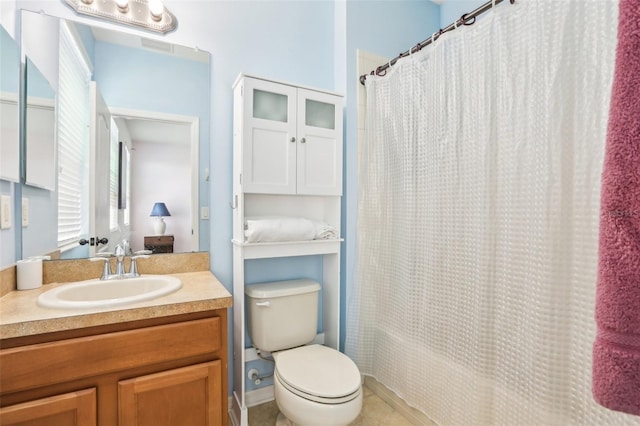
(37, 275, 182, 309)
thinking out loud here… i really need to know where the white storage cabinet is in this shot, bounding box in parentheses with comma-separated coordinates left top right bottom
(239, 76, 342, 196)
(230, 74, 343, 426)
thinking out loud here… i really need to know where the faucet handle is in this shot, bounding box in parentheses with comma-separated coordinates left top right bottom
(95, 252, 114, 258)
(129, 252, 151, 277)
(89, 257, 112, 280)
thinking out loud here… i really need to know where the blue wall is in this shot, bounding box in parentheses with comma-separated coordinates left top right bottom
(204, 0, 337, 293)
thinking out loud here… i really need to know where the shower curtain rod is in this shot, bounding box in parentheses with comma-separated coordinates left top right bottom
(359, 0, 516, 85)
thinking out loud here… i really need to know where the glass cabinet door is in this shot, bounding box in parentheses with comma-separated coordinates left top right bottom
(243, 78, 297, 195)
(304, 99, 335, 130)
(253, 89, 288, 123)
(296, 89, 343, 196)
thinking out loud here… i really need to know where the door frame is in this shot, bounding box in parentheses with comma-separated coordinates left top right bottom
(109, 107, 200, 253)
(89, 82, 113, 257)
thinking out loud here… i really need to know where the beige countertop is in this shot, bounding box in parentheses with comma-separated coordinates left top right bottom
(0, 271, 232, 340)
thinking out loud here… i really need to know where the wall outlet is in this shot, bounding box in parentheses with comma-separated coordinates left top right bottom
(22, 197, 29, 227)
(0, 195, 11, 229)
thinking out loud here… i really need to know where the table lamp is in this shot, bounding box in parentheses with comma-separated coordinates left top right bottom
(150, 202, 171, 235)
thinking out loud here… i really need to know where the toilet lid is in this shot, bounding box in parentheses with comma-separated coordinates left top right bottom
(276, 345, 361, 399)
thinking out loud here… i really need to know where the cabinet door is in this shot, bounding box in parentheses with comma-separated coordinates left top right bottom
(243, 78, 297, 194)
(296, 88, 343, 195)
(119, 361, 222, 426)
(0, 388, 96, 426)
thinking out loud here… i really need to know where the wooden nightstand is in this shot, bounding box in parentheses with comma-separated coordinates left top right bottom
(144, 235, 174, 254)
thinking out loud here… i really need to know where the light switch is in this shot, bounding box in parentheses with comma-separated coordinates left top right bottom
(22, 197, 29, 227)
(0, 195, 11, 229)
(201, 206, 209, 220)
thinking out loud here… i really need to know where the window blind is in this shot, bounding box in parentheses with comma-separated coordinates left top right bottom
(57, 22, 91, 247)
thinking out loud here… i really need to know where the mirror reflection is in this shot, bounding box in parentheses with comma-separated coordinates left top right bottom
(0, 25, 20, 182)
(20, 10, 211, 261)
(25, 57, 56, 190)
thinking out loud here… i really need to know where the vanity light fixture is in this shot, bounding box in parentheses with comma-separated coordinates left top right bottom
(63, 0, 177, 34)
(114, 0, 129, 13)
(148, 0, 164, 21)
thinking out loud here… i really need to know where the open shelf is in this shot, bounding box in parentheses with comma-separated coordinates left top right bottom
(231, 238, 342, 259)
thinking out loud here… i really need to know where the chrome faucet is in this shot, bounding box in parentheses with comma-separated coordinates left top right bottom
(114, 244, 126, 276)
(90, 248, 152, 280)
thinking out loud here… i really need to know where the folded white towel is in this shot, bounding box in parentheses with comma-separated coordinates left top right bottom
(245, 216, 338, 243)
(314, 221, 338, 240)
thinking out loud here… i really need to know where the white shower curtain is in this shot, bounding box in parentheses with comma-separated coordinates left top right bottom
(347, 1, 640, 424)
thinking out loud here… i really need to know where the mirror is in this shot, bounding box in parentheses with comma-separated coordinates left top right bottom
(20, 10, 211, 260)
(25, 57, 56, 190)
(0, 25, 20, 182)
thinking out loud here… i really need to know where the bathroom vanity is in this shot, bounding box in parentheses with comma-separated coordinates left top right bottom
(0, 267, 232, 426)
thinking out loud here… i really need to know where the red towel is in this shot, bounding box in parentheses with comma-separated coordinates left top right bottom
(592, 0, 640, 416)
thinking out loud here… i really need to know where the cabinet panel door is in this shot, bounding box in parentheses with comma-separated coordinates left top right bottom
(297, 88, 343, 195)
(119, 361, 222, 426)
(1, 318, 221, 394)
(243, 78, 297, 194)
(0, 388, 96, 426)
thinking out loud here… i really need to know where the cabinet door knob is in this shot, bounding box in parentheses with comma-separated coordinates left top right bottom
(300, 137, 306, 144)
(290, 137, 296, 143)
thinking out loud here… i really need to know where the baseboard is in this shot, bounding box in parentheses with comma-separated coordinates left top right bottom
(229, 391, 246, 426)
(245, 384, 275, 407)
(364, 376, 435, 426)
(228, 396, 237, 426)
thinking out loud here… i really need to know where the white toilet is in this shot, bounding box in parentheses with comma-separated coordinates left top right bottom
(245, 279, 362, 426)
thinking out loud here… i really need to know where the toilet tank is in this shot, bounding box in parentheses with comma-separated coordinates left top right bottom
(245, 279, 321, 352)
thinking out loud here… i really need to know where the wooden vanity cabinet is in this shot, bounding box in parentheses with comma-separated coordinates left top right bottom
(0, 309, 228, 426)
(119, 361, 221, 426)
(0, 388, 97, 426)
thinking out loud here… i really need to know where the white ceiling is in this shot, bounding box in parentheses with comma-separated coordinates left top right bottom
(123, 118, 191, 146)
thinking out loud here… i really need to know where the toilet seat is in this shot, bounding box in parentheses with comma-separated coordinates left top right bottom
(274, 345, 361, 404)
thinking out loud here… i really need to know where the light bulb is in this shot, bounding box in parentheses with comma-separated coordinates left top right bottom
(148, 0, 164, 21)
(114, 0, 129, 12)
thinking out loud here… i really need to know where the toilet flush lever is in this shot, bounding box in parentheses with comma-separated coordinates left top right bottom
(255, 301, 271, 307)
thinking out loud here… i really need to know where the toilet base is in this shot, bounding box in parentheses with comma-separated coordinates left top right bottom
(275, 411, 296, 426)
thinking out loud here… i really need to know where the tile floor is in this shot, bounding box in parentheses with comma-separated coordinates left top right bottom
(247, 385, 417, 426)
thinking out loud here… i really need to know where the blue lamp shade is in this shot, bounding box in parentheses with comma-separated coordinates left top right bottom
(150, 202, 171, 217)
